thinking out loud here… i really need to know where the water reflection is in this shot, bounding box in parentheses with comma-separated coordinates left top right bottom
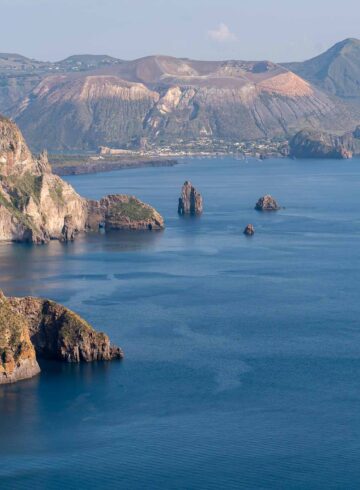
(0, 229, 164, 297)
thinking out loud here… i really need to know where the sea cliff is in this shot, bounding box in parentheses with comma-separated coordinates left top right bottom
(0, 116, 164, 243)
(0, 291, 123, 384)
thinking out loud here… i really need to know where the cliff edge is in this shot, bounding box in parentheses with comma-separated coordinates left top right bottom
(1, 291, 123, 384)
(0, 116, 164, 243)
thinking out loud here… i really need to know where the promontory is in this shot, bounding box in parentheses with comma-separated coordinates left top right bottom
(0, 291, 123, 385)
(0, 116, 164, 244)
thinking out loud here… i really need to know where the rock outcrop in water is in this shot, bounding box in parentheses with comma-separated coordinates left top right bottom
(255, 195, 280, 211)
(178, 181, 203, 215)
(87, 195, 164, 231)
(244, 224, 255, 235)
(0, 116, 164, 243)
(0, 291, 123, 384)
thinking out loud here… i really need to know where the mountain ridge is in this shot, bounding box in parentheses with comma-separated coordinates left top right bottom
(283, 38, 360, 97)
(1, 39, 359, 151)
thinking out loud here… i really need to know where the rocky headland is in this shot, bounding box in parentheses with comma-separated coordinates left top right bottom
(0, 116, 164, 243)
(178, 181, 203, 215)
(289, 127, 360, 159)
(0, 291, 123, 384)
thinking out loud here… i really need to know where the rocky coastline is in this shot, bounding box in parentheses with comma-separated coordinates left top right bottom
(289, 127, 360, 159)
(0, 291, 123, 385)
(0, 116, 164, 244)
(52, 156, 178, 176)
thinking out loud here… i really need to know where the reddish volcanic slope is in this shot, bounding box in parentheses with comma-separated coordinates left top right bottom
(5, 54, 356, 151)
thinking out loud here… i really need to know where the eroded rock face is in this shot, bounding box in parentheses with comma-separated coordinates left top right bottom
(8, 297, 123, 363)
(6, 55, 355, 152)
(255, 195, 280, 211)
(289, 128, 360, 159)
(0, 291, 123, 384)
(0, 117, 88, 243)
(244, 224, 255, 235)
(0, 116, 164, 243)
(87, 195, 164, 231)
(0, 291, 40, 384)
(178, 181, 203, 215)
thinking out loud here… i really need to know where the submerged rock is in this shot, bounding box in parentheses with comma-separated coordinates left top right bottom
(178, 181, 203, 215)
(0, 291, 123, 384)
(255, 195, 280, 211)
(244, 224, 255, 236)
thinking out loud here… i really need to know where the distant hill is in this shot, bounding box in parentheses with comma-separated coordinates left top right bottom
(55, 54, 123, 71)
(0, 42, 359, 151)
(283, 38, 360, 97)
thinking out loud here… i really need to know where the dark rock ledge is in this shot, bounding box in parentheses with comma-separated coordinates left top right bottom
(0, 291, 123, 384)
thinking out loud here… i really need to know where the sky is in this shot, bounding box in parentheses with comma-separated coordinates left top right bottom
(1, 0, 359, 62)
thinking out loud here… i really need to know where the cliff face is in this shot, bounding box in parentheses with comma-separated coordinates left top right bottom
(0, 116, 88, 243)
(8, 296, 123, 363)
(0, 117, 164, 243)
(289, 127, 360, 159)
(87, 194, 164, 231)
(0, 291, 40, 384)
(0, 291, 123, 384)
(178, 181, 203, 215)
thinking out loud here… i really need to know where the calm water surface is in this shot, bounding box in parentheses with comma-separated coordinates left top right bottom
(1, 157, 360, 489)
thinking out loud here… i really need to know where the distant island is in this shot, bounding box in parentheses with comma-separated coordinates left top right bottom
(1, 38, 360, 157)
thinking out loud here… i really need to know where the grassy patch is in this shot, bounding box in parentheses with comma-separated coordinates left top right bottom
(58, 309, 95, 343)
(49, 182, 65, 207)
(8, 172, 43, 208)
(0, 191, 39, 233)
(109, 197, 153, 221)
(0, 296, 27, 364)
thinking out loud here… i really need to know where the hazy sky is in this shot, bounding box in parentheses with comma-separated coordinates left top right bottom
(2, 0, 359, 62)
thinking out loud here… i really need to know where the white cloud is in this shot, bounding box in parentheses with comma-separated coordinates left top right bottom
(208, 23, 237, 43)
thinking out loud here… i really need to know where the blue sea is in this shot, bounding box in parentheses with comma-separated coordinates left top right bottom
(1, 157, 360, 489)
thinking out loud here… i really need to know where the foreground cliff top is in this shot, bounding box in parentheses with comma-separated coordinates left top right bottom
(0, 290, 123, 385)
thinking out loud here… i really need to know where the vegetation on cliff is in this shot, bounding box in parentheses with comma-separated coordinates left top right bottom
(0, 117, 164, 243)
(109, 196, 153, 222)
(289, 127, 360, 159)
(0, 291, 123, 384)
(0, 292, 40, 384)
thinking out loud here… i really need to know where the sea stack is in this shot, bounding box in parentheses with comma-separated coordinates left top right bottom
(244, 224, 255, 236)
(255, 195, 280, 211)
(178, 181, 203, 215)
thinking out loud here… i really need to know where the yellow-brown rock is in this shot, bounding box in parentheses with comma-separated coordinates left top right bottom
(0, 116, 164, 243)
(0, 290, 123, 384)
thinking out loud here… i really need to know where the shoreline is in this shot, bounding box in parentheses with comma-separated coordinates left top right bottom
(52, 157, 179, 176)
(50, 151, 286, 176)
(50, 151, 360, 177)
